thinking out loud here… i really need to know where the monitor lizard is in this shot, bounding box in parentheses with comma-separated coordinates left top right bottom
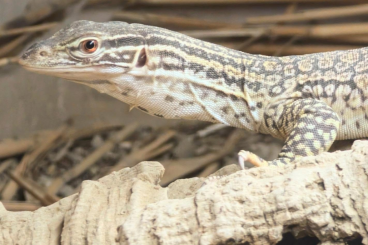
(18, 20, 368, 168)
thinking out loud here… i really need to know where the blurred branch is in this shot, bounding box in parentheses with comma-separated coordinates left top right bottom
(104, 130, 176, 175)
(64, 123, 123, 141)
(271, 22, 368, 37)
(182, 28, 265, 39)
(46, 123, 138, 195)
(325, 35, 368, 44)
(0, 34, 31, 58)
(246, 3, 368, 24)
(235, 33, 264, 50)
(120, 0, 366, 5)
(1, 123, 71, 200)
(0, 56, 18, 67)
(0, 0, 77, 30)
(160, 129, 243, 186)
(184, 23, 368, 40)
(0, 124, 122, 160)
(0, 159, 16, 175)
(5, 170, 59, 206)
(2, 201, 41, 211)
(113, 11, 240, 30)
(197, 162, 220, 178)
(0, 22, 59, 38)
(273, 35, 302, 56)
(284, 2, 298, 15)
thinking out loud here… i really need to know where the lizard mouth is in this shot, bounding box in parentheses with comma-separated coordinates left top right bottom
(20, 62, 130, 74)
(19, 65, 84, 77)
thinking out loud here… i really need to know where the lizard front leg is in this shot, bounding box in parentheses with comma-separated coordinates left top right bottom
(239, 99, 340, 168)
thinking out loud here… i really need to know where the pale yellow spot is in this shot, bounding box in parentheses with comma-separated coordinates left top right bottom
(294, 134, 301, 141)
(264, 61, 277, 71)
(323, 133, 331, 141)
(313, 141, 321, 149)
(331, 130, 337, 139)
(297, 74, 309, 84)
(272, 86, 282, 94)
(347, 89, 363, 109)
(266, 75, 282, 84)
(296, 143, 305, 150)
(312, 85, 323, 97)
(304, 132, 314, 139)
(267, 118, 273, 127)
(337, 72, 353, 82)
(325, 70, 336, 78)
(284, 152, 294, 158)
(325, 84, 335, 96)
(267, 109, 275, 116)
(340, 51, 359, 63)
(305, 148, 314, 156)
(315, 117, 323, 124)
(354, 74, 368, 91)
(325, 118, 338, 126)
(318, 57, 334, 69)
(298, 61, 313, 72)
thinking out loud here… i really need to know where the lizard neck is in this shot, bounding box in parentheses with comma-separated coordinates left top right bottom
(128, 24, 279, 132)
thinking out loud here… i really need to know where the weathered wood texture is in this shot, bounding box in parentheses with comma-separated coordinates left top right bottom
(1, 140, 368, 244)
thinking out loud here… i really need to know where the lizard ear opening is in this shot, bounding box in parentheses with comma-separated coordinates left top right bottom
(136, 48, 147, 67)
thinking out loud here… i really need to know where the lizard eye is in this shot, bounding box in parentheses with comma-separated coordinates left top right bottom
(80, 39, 98, 53)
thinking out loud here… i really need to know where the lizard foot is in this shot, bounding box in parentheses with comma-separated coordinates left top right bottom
(238, 150, 268, 169)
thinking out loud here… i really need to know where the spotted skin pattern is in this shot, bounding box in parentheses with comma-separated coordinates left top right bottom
(18, 21, 368, 167)
(269, 99, 339, 166)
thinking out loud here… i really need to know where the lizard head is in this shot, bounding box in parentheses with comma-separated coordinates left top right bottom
(19, 20, 147, 82)
(19, 20, 164, 115)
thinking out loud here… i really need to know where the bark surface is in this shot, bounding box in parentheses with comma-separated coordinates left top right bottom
(1, 141, 368, 245)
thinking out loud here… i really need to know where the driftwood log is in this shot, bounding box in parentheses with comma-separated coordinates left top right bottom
(1, 140, 368, 245)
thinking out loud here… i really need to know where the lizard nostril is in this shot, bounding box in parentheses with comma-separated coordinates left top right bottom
(39, 51, 48, 57)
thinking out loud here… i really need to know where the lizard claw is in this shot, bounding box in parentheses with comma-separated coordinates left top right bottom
(238, 152, 246, 170)
(238, 150, 268, 168)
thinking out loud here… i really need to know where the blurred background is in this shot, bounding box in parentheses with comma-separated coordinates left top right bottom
(0, 0, 364, 236)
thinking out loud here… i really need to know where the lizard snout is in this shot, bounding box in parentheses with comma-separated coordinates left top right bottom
(19, 41, 54, 68)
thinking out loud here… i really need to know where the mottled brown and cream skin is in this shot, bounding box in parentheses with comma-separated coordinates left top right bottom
(19, 20, 368, 167)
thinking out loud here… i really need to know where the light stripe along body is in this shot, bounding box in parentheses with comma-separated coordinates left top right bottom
(19, 20, 368, 167)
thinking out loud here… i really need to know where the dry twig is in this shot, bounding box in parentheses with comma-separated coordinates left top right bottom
(0, 34, 31, 57)
(104, 130, 176, 175)
(46, 123, 138, 195)
(197, 162, 220, 177)
(2, 201, 41, 211)
(0, 138, 34, 159)
(245, 3, 368, 24)
(0, 56, 18, 67)
(273, 35, 302, 56)
(119, 0, 365, 5)
(0, 0, 77, 30)
(0, 22, 59, 38)
(1, 123, 71, 200)
(0, 159, 17, 175)
(196, 124, 228, 138)
(160, 129, 243, 186)
(5, 170, 59, 206)
(113, 11, 240, 30)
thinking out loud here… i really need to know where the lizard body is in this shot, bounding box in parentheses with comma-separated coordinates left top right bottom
(19, 20, 368, 167)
